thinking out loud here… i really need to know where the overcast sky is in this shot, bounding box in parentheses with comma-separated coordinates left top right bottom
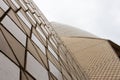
(34, 0, 120, 45)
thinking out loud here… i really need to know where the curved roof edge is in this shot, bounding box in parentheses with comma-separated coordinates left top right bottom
(51, 22, 99, 38)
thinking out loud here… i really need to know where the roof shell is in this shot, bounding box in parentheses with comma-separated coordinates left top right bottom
(51, 22, 98, 38)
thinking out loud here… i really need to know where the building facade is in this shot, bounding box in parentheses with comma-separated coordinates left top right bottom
(0, 0, 88, 80)
(52, 22, 120, 80)
(1, 0, 120, 80)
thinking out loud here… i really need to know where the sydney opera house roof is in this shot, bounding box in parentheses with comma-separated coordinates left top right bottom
(51, 22, 97, 38)
(0, 0, 120, 80)
(52, 22, 120, 80)
(0, 0, 88, 80)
